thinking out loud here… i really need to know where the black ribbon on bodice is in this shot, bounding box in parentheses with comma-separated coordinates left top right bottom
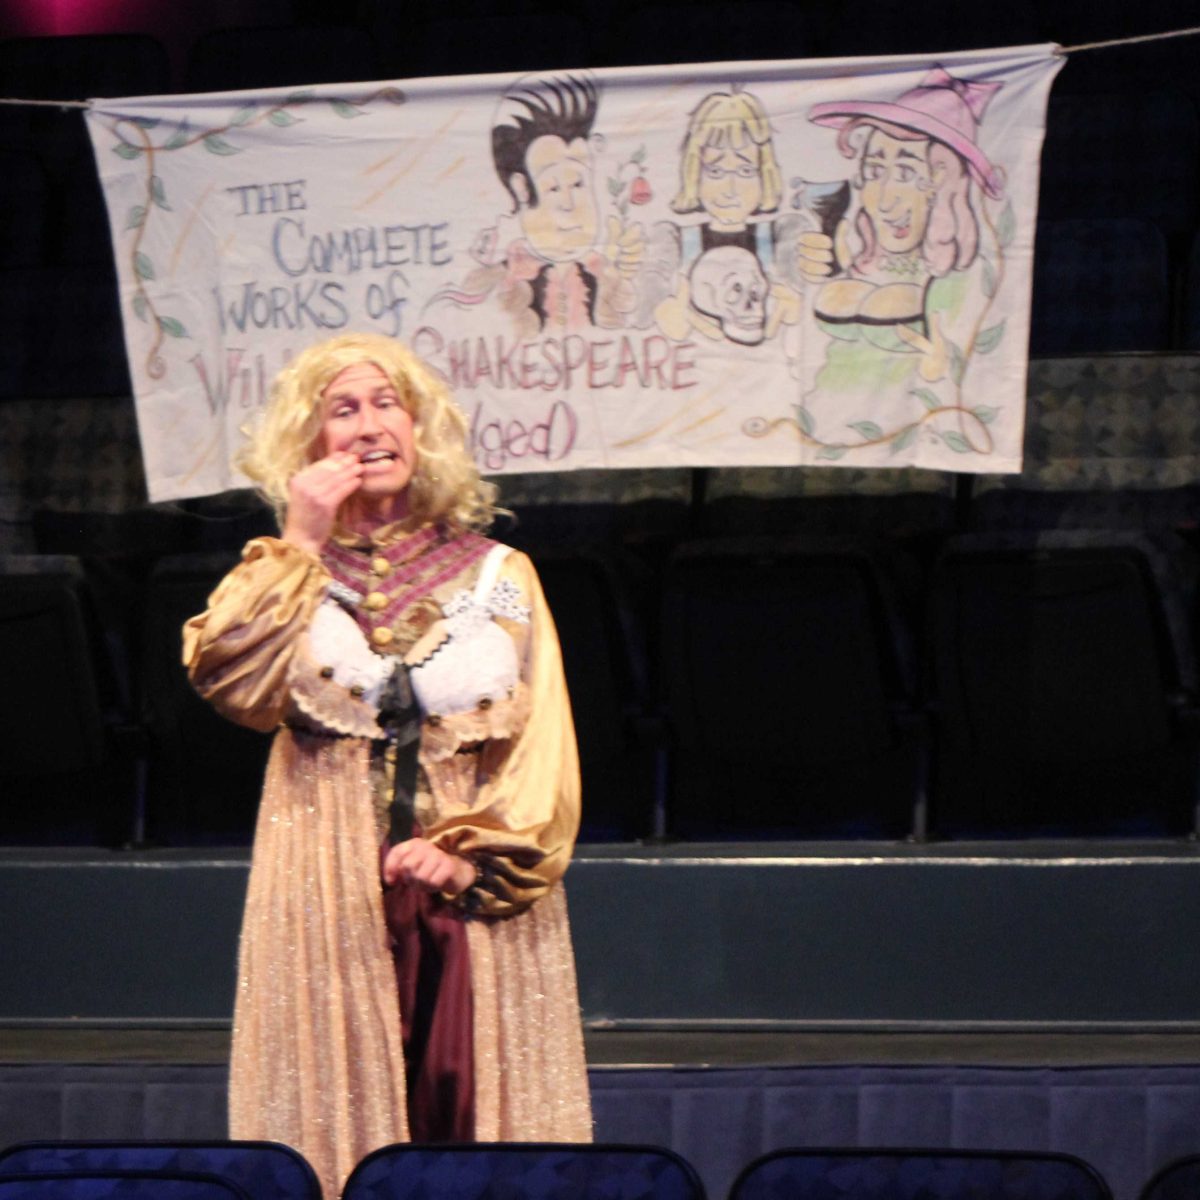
(378, 662, 421, 844)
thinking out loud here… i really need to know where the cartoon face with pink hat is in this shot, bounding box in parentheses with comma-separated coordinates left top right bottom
(799, 66, 1003, 327)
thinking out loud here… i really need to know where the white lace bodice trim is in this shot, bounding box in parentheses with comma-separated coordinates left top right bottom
(410, 545, 529, 717)
(306, 595, 392, 712)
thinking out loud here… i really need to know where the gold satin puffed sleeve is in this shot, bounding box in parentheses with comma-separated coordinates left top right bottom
(424, 550, 581, 918)
(182, 537, 330, 733)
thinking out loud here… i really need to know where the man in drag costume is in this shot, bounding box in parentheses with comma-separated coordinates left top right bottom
(183, 332, 592, 1198)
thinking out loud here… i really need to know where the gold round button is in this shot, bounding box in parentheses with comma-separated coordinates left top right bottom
(349, 683, 365, 698)
(427, 713, 442, 727)
(371, 556, 391, 576)
(371, 626, 394, 647)
(319, 666, 334, 679)
(364, 591, 388, 611)
(477, 696, 493, 710)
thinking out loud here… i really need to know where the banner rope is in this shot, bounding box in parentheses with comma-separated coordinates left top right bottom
(0, 24, 1196, 109)
(1056, 24, 1200, 54)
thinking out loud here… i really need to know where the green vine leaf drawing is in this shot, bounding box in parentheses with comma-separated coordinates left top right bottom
(982, 260, 998, 299)
(948, 341, 967, 385)
(203, 134, 241, 156)
(794, 405, 816, 436)
(972, 406, 1000, 425)
(849, 420, 883, 440)
(890, 425, 919, 454)
(157, 316, 188, 338)
(975, 320, 1006, 354)
(113, 83, 426, 382)
(150, 176, 171, 211)
(817, 444, 848, 461)
(911, 388, 940, 411)
(996, 202, 1016, 250)
(943, 431, 973, 453)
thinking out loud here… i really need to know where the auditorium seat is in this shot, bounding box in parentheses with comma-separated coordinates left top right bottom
(184, 25, 383, 94)
(925, 531, 1200, 836)
(0, 34, 171, 103)
(1138, 1154, 1200, 1200)
(1039, 90, 1200, 237)
(0, 555, 135, 844)
(404, 11, 592, 77)
(0, 1141, 320, 1200)
(1180, 229, 1200, 351)
(4, 264, 129, 398)
(140, 553, 271, 845)
(731, 1149, 1112, 1200)
(607, 1, 811, 66)
(1029, 218, 1170, 355)
(507, 542, 659, 840)
(0, 35, 171, 206)
(342, 1143, 705, 1200)
(659, 535, 926, 839)
(0, 148, 48, 267)
(0, 1173, 249, 1200)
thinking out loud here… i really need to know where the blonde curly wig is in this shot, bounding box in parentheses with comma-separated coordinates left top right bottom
(239, 332, 497, 534)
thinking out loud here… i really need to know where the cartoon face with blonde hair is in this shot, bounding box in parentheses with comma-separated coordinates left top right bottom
(671, 90, 783, 232)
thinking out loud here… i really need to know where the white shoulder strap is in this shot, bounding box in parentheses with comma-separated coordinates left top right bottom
(473, 543, 512, 602)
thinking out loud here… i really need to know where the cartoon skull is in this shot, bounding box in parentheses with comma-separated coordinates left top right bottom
(688, 246, 768, 345)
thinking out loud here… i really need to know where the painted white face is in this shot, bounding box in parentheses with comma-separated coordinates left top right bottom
(689, 246, 768, 345)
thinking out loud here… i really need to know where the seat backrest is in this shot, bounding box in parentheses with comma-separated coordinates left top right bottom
(141, 553, 272, 844)
(406, 12, 592, 78)
(0, 1142, 319, 1200)
(1138, 1154, 1200, 1200)
(0, 1170, 250, 1200)
(0, 555, 108, 774)
(185, 25, 381, 93)
(1039, 90, 1200, 234)
(660, 534, 922, 837)
(731, 1149, 1112, 1200)
(343, 1143, 706, 1200)
(926, 531, 1199, 835)
(1030, 217, 1170, 355)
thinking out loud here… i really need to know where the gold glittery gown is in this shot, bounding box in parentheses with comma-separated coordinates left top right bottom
(182, 527, 592, 1198)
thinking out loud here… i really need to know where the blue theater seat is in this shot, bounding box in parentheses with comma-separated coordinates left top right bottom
(0, 1142, 319, 1200)
(343, 1143, 706, 1200)
(0, 1173, 249, 1200)
(731, 1149, 1112, 1200)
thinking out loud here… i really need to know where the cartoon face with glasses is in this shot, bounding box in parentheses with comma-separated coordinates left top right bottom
(652, 87, 804, 346)
(671, 89, 783, 250)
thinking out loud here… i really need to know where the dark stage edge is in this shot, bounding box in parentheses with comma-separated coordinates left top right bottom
(5, 840, 1200, 1029)
(7, 1028, 1200, 1068)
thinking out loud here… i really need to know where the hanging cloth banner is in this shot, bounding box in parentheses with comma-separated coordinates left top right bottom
(86, 45, 1062, 501)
